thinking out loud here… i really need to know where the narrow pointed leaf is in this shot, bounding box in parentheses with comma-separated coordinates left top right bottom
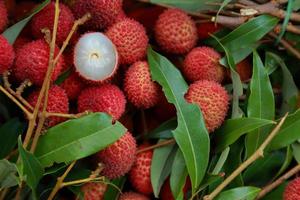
(215, 186, 260, 200)
(0, 159, 19, 188)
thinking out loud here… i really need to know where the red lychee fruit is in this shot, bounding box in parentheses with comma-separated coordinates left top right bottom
(185, 80, 229, 133)
(283, 177, 300, 200)
(96, 132, 136, 179)
(235, 59, 252, 82)
(13, 36, 32, 52)
(0, 35, 15, 74)
(182, 46, 224, 83)
(27, 85, 69, 127)
(119, 192, 150, 200)
(60, 72, 85, 101)
(72, 0, 124, 30)
(129, 144, 153, 195)
(0, 1, 8, 32)
(73, 32, 119, 84)
(31, 2, 74, 45)
(153, 95, 176, 122)
(160, 178, 191, 200)
(154, 8, 198, 54)
(124, 61, 161, 108)
(77, 84, 126, 120)
(13, 39, 64, 86)
(81, 182, 107, 200)
(106, 18, 148, 65)
(197, 22, 221, 40)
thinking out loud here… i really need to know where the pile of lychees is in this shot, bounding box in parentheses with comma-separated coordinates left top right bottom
(1, 0, 279, 199)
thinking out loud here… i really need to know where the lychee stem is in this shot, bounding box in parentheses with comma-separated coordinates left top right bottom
(203, 113, 288, 200)
(136, 138, 176, 154)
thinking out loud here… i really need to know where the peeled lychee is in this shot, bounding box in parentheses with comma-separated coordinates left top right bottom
(81, 182, 107, 200)
(185, 80, 229, 133)
(27, 85, 69, 127)
(182, 46, 224, 83)
(124, 61, 161, 108)
(0, 35, 15, 74)
(197, 22, 221, 40)
(77, 84, 126, 120)
(0, 1, 8, 32)
(74, 32, 118, 84)
(31, 2, 74, 45)
(72, 0, 123, 30)
(60, 72, 85, 101)
(14, 39, 64, 86)
(154, 8, 198, 54)
(119, 192, 150, 200)
(283, 177, 300, 200)
(106, 18, 148, 65)
(129, 144, 153, 195)
(96, 132, 136, 179)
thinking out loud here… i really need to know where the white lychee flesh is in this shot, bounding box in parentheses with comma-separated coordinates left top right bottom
(74, 32, 118, 82)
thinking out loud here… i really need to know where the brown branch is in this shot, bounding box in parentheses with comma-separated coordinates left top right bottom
(137, 139, 176, 154)
(45, 111, 89, 119)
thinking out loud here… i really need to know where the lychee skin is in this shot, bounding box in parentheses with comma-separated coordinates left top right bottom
(14, 39, 64, 86)
(77, 84, 126, 121)
(185, 80, 229, 133)
(106, 18, 148, 65)
(81, 182, 107, 200)
(72, 0, 123, 30)
(119, 192, 150, 200)
(183, 46, 224, 83)
(154, 8, 198, 54)
(96, 132, 136, 179)
(124, 61, 161, 108)
(129, 144, 153, 195)
(27, 85, 69, 127)
(197, 22, 221, 40)
(283, 177, 300, 200)
(31, 2, 74, 45)
(60, 72, 85, 101)
(0, 35, 15, 74)
(0, 1, 8, 32)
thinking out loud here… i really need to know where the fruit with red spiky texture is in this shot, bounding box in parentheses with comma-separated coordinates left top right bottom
(124, 61, 161, 108)
(129, 144, 153, 195)
(60, 72, 85, 101)
(13, 36, 32, 52)
(81, 182, 107, 200)
(160, 178, 191, 200)
(0, 35, 15, 74)
(106, 18, 148, 65)
(27, 85, 69, 127)
(77, 84, 126, 120)
(225, 58, 252, 82)
(119, 192, 150, 200)
(154, 8, 198, 54)
(197, 22, 221, 40)
(96, 132, 136, 179)
(0, 1, 8, 32)
(14, 39, 64, 86)
(283, 177, 300, 200)
(185, 80, 229, 133)
(182, 46, 223, 83)
(31, 2, 74, 45)
(72, 0, 123, 30)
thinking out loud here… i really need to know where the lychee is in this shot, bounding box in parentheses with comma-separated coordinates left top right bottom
(182, 46, 224, 83)
(119, 192, 150, 200)
(153, 95, 176, 122)
(13, 39, 64, 86)
(160, 178, 191, 200)
(106, 18, 148, 65)
(283, 177, 300, 200)
(13, 36, 32, 52)
(96, 132, 136, 179)
(0, 1, 8, 32)
(129, 144, 153, 195)
(77, 84, 126, 120)
(0, 35, 15, 74)
(154, 8, 198, 54)
(124, 61, 161, 108)
(27, 85, 69, 127)
(81, 182, 107, 200)
(60, 72, 85, 101)
(185, 80, 229, 133)
(73, 32, 118, 84)
(235, 59, 252, 82)
(197, 22, 221, 40)
(72, 0, 123, 30)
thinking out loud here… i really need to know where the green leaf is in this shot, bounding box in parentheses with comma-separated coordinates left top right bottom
(35, 113, 127, 167)
(170, 149, 188, 200)
(3, 0, 50, 44)
(215, 118, 275, 152)
(212, 147, 230, 175)
(292, 142, 300, 163)
(148, 47, 210, 192)
(148, 118, 176, 139)
(0, 159, 19, 188)
(103, 177, 126, 200)
(215, 186, 261, 200)
(18, 137, 44, 190)
(245, 51, 275, 158)
(294, 0, 300, 10)
(216, 0, 232, 20)
(151, 140, 177, 197)
(274, 146, 293, 179)
(0, 118, 25, 159)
